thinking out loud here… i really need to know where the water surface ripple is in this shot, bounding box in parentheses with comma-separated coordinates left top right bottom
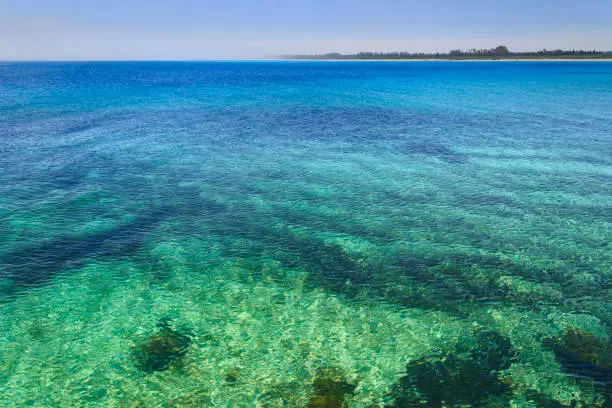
(0, 62, 610, 407)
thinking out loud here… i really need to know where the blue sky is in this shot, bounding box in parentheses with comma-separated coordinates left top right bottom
(1, 0, 611, 60)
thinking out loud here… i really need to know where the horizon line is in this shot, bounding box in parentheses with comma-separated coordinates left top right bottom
(3, 58, 612, 63)
(4, 50, 612, 63)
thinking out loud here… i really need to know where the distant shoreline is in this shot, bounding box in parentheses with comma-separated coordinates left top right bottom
(1, 58, 611, 63)
(284, 48, 612, 61)
(283, 58, 612, 62)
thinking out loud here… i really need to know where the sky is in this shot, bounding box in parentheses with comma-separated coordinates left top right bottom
(1, 0, 611, 60)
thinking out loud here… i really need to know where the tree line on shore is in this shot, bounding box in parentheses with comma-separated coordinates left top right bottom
(286, 46, 612, 60)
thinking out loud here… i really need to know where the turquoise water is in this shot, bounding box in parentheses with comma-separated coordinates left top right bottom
(0, 61, 610, 407)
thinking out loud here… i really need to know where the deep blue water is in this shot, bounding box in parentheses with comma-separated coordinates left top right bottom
(0, 61, 610, 407)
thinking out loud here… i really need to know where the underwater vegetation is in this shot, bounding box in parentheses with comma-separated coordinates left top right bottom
(224, 367, 242, 385)
(524, 390, 578, 408)
(256, 225, 576, 316)
(308, 368, 357, 408)
(133, 318, 191, 373)
(212, 216, 604, 324)
(544, 328, 611, 399)
(388, 330, 515, 407)
(0, 208, 170, 287)
(0, 189, 228, 290)
(277, 232, 374, 293)
(236, 224, 487, 315)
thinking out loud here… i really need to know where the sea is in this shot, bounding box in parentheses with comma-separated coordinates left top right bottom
(0, 61, 610, 407)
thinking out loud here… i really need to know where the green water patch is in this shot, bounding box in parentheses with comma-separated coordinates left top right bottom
(0, 251, 473, 407)
(0, 227, 608, 407)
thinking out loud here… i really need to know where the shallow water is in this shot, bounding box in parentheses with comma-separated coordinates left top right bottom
(0, 61, 610, 407)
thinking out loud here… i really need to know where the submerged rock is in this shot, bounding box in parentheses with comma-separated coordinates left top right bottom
(525, 390, 576, 408)
(471, 330, 516, 372)
(390, 356, 512, 407)
(134, 318, 191, 373)
(389, 330, 515, 407)
(225, 367, 241, 385)
(308, 368, 357, 408)
(544, 328, 611, 395)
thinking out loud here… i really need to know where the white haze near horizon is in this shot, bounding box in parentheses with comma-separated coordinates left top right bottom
(1, 12, 611, 61)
